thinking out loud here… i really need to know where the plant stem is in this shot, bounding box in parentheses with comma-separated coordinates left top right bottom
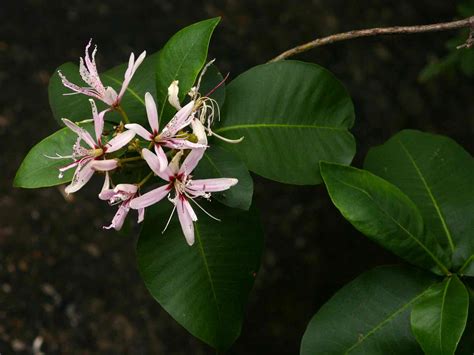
(116, 105, 130, 124)
(138, 172, 154, 187)
(119, 156, 143, 164)
(270, 16, 474, 62)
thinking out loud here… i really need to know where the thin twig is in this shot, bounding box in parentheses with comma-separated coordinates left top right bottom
(270, 16, 474, 62)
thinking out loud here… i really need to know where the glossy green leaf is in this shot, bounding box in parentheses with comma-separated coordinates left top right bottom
(301, 265, 438, 355)
(364, 130, 474, 272)
(320, 162, 450, 275)
(155, 17, 220, 123)
(194, 145, 253, 210)
(411, 275, 469, 355)
(48, 53, 159, 125)
(14, 123, 93, 188)
(137, 202, 263, 351)
(216, 60, 355, 185)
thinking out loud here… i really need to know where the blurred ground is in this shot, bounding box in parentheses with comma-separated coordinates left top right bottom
(1, 0, 473, 354)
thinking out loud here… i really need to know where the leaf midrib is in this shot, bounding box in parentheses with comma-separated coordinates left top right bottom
(215, 123, 348, 133)
(103, 74, 145, 105)
(334, 177, 449, 274)
(345, 286, 432, 354)
(438, 277, 452, 354)
(397, 139, 455, 252)
(195, 222, 221, 334)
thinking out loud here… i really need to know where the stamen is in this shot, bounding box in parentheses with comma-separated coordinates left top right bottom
(162, 203, 177, 234)
(207, 129, 244, 144)
(187, 195, 221, 222)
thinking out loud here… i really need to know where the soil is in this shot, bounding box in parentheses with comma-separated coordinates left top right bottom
(1, 0, 473, 354)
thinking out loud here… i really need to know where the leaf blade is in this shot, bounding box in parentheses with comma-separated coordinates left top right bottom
(218, 60, 355, 185)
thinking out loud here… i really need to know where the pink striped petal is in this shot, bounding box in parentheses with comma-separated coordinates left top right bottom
(89, 99, 106, 141)
(65, 160, 95, 194)
(103, 87, 118, 106)
(125, 123, 152, 140)
(90, 159, 118, 171)
(142, 148, 172, 180)
(103, 204, 129, 231)
(187, 178, 238, 193)
(154, 145, 169, 173)
(58, 71, 103, 101)
(161, 100, 195, 137)
(145, 92, 159, 133)
(118, 51, 146, 101)
(129, 184, 169, 209)
(106, 130, 135, 153)
(179, 148, 205, 176)
(177, 198, 195, 246)
(62, 118, 96, 148)
(163, 138, 207, 150)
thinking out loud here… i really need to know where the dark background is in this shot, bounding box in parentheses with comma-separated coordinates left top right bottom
(1, 0, 473, 353)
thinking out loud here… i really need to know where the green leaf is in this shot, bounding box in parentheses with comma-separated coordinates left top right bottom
(14, 123, 93, 188)
(216, 60, 355, 185)
(48, 52, 159, 125)
(193, 145, 253, 210)
(411, 275, 469, 355)
(155, 17, 220, 123)
(364, 130, 474, 272)
(136, 202, 263, 351)
(300, 265, 438, 355)
(320, 162, 450, 275)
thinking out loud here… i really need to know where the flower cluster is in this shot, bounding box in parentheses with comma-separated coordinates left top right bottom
(53, 41, 240, 245)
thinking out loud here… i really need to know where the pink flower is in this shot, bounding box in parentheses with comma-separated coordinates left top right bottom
(129, 120, 238, 245)
(124, 92, 205, 171)
(55, 100, 136, 194)
(58, 39, 146, 108)
(99, 173, 144, 231)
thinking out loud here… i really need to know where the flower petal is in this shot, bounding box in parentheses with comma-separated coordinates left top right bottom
(103, 204, 129, 231)
(124, 123, 152, 141)
(177, 198, 196, 246)
(154, 145, 169, 172)
(65, 160, 95, 194)
(179, 148, 205, 176)
(145, 92, 159, 133)
(187, 178, 238, 193)
(137, 208, 145, 223)
(89, 99, 106, 142)
(118, 50, 146, 101)
(129, 184, 170, 209)
(161, 100, 195, 137)
(142, 148, 170, 180)
(62, 118, 96, 148)
(163, 138, 207, 150)
(167, 80, 181, 110)
(106, 130, 135, 153)
(90, 159, 118, 171)
(114, 184, 138, 194)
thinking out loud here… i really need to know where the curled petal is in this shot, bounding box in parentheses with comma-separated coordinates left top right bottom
(62, 118, 96, 148)
(104, 204, 130, 231)
(99, 172, 114, 200)
(114, 184, 138, 194)
(90, 159, 118, 171)
(167, 80, 181, 111)
(161, 100, 195, 138)
(145, 92, 159, 133)
(177, 198, 196, 246)
(137, 208, 145, 223)
(106, 130, 135, 153)
(103, 87, 118, 106)
(124, 123, 152, 141)
(65, 160, 95, 194)
(89, 99, 107, 142)
(129, 184, 169, 209)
